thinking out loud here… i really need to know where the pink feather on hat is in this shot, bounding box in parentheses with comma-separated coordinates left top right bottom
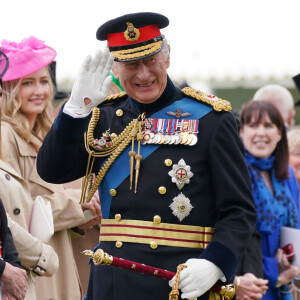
(1, 36, 57, 82)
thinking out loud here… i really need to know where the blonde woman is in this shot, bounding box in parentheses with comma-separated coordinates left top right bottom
(0, 49, 29, 300)
(287, 126, 300, 300)
(1, 36, 101, 300)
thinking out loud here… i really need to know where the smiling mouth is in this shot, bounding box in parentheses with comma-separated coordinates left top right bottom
(136, 81, 155, 87)
(29, 99, 44, 103)
(253, 141, 269, 149)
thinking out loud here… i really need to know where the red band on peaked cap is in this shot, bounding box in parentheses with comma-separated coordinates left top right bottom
(96, 12, 169, 41)
(107, 24, 161, 47)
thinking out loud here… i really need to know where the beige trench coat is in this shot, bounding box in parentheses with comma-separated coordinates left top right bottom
(0, 159, 59, 300)
(64, 179, 100, 294)
(1, 122, 86, 300)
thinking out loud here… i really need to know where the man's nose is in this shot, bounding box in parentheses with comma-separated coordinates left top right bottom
(136, 63, 150, 80)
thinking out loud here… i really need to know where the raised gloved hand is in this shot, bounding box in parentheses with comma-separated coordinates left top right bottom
(64, 47, 114, 117)
(169, 258, 223, 299)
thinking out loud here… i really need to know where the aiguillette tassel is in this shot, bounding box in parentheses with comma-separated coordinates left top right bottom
(129, 140, 136, 191)
(129, 126, 138, 190)
(134, 122, 144, 193)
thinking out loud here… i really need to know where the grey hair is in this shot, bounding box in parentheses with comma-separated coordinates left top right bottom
(161, 37, 170, 59)
(253, 84, 294, 122)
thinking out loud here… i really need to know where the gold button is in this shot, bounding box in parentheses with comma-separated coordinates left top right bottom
(116, 241, 123, 248)
(150, 241, 158, 249)
(110, 189, 117, 196)
(115, 214, 121, 221)
(158, 186, 166, 195)
(116, 109, 124, 117)
(164, 159, 172, 167)
(153, 215, 161, 224)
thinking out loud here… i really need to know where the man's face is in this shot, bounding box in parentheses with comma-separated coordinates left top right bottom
(112, 51, 170, 104)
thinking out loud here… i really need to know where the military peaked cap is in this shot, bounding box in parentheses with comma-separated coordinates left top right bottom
(96, 12, 169, 62)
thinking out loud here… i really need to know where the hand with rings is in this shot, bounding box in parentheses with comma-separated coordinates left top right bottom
(235, 273, 268, 300)
(276, 248, 300, 285)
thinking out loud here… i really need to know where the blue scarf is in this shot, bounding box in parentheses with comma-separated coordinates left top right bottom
(244, 151, 298, 233)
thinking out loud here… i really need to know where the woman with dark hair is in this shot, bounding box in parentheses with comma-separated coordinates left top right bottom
(237, 100, 300, 300)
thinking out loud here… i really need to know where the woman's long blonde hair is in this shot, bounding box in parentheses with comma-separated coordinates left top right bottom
(1, 66, 54, 151)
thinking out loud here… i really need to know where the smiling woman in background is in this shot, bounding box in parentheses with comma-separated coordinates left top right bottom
(0, 36, 101, 300)
(237, 100, 300, 300)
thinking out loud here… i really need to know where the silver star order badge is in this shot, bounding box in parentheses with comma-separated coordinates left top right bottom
(168, 158, 193, 190)
(169, 192, 194, 222)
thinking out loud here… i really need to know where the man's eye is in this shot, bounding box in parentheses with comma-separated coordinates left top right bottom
(126, 62, 137, 67)
(144, 58, 155, 64)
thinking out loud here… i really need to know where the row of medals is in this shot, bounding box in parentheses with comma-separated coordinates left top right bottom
(142, 130, 198, 146)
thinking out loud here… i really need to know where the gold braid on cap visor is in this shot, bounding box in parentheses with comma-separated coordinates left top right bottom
(111, 40, 162, 60)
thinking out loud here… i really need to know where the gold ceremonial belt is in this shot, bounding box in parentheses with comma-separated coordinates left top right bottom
(100, 219, 215, 249)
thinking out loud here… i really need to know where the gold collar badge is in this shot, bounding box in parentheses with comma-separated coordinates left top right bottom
(124, 22, 140, 42)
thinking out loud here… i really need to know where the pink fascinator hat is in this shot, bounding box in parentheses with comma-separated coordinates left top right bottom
(1, 36, 57, 82)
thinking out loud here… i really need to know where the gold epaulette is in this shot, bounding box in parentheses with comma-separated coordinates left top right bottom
(104, 92, 127, 102)
(182, 87, 232, 112)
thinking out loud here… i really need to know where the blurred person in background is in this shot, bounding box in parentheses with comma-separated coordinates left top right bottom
(237, 100, 300, 300)
(287, 126, 300, 300)
(1, 36, 101, 300)
(253, 84, 295, 129)
(0, 49, 28, 300)
(287, 127, 300, 185)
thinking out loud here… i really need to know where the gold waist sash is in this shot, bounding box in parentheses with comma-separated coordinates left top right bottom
(99, 219, 215, 249)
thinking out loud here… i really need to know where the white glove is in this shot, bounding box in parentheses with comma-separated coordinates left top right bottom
(64, 47, 114, 118)
(169, 259, 223, 299)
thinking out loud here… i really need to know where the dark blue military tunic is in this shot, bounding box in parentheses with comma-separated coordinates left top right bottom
(37, 77, 256, 300)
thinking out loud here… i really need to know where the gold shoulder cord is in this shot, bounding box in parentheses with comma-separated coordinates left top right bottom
(80, 107, 145, 203)
(104, 92, 127, 102)
(181, 87, 232, 112)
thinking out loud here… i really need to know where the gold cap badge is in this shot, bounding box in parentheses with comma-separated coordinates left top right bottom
(124, 22, 140, 42)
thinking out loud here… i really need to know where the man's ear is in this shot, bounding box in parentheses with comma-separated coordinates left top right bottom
(287, 109, 296, 128)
